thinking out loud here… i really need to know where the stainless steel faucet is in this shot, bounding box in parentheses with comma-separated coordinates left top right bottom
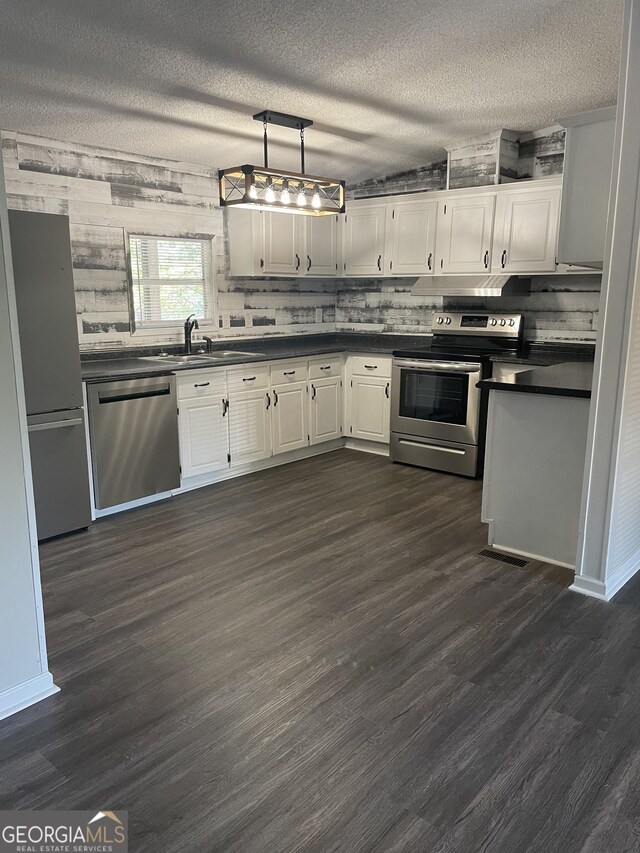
(184, 314, 199, 354)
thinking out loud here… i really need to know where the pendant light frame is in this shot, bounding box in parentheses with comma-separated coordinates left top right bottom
(218, 110, 345, 217)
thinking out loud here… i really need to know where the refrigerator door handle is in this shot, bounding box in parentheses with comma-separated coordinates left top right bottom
(28, 417, 84, 433)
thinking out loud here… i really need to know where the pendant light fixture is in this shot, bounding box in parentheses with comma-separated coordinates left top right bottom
(218, 110, 345, 216)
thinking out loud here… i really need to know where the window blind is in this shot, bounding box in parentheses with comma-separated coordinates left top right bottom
(129, 235, 213, 327)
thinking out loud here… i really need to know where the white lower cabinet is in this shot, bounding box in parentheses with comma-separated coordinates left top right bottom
(310, 376, 343, 444)
(350, 375, 391, 442)
(178, 396, 229, 478)
(272, 380, 309, 455)
(228, 387, 272, 466)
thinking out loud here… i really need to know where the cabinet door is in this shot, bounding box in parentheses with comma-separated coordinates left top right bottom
(305, 215, 338, 276)
(438, 195, 495, 273)
(344, 204, 387, 276)
(310, 376, 342, 444)
(390, 199, 438, 275)
(228, 387, 272, 465)
(262, 212, 301, 275)
(272, 381, 309, 455)
(351, 376, 390, 442)
(493, 186, 561, 273)
(178, 395, 229, 479)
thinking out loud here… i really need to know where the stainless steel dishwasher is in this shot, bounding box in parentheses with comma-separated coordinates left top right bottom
(87, 375, 180, 509)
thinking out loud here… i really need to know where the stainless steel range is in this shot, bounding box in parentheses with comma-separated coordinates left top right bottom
(390, 312, 524, 477)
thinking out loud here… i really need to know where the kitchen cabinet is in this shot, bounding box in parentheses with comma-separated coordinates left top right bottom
(228, 386, 272, 465)
(304, 215, 339, 276)
(344, 203, 387, 276)
(389, 198, 438, 275)
(557, 107, 617, 268)
(492, 185, 561, 273)
(178, 396, 229, 478)
(177, 371, 229, 479)
(226, 209, 339, 277)
(437, 194, 496, 273)
(310, 376, 343, 444)
(272, 380, 309, 455)
(262, 211, 300, 275)
(350, 375, 391, 442)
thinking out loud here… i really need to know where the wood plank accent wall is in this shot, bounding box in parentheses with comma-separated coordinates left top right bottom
(1, 131, 336, 350)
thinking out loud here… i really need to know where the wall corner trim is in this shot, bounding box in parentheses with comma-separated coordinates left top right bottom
(0, 671, 59, 722)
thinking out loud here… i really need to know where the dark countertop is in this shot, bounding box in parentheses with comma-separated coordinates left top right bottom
(80, 332, 597, 383)
(80, 333, 428, 381)
(478, 361, 594, 399)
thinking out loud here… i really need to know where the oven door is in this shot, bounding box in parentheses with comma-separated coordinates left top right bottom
(391, 358, 482, 444)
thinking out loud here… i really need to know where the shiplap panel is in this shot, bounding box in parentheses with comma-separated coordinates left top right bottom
(4, 168, 112, 204)
(110, 183, 218, 214)
(609, 265, 640, 571)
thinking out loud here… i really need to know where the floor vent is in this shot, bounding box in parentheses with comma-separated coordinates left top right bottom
(478, 548, 529, 568)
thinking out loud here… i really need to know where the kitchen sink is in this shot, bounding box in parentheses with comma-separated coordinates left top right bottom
(142, 351, 262, 365)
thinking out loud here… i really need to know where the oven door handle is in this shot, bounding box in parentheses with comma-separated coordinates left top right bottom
(393, 359, 481, 373)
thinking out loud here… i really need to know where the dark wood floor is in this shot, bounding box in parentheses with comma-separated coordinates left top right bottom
(3, 450, 640, 851)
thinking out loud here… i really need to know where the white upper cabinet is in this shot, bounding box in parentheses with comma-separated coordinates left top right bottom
(557, 107, 617, 269)
(437, 194, 496, 274)
(344, 203, 387, 277)
(262, 212, 300, 275)
(304, 215, 339, 276)
(492, 184, 561, 273)
(389, 198, 438, 275)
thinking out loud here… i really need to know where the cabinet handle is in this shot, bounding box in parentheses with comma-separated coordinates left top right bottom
(242, 376, 256, 382)
(320, 365, 331, 371)
(311, 383, 316, 400)
(194, 382, 210, 388)
(295, 253, 301, 271)
(377, 254, 382, 272)
(427, 252, 432, 271)
(501, 249, 507, 269)
(364, 364, 378, 370)
(483, 250, 489, 269)
(385, 382, 390, 399)
(283, 370, 296, 376)
(307, 255, 312, 272)
(265, 392, 271, 410)
(273, 389, 278, 406)
(222, 398, 228, 416)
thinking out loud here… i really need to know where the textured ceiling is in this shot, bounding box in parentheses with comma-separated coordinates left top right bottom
(0, 0, 624, 183)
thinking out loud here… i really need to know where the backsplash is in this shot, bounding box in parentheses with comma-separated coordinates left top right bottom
(336, 275, 600, 343)
(1, 131, 336, 350)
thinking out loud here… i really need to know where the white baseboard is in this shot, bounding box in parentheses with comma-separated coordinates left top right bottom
(571, 551, 640, 601)
(490, 541, 576, 571)
(0, 671, 59, 722)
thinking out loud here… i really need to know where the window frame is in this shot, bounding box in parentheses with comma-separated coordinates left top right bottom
(125, 230, 217, 335)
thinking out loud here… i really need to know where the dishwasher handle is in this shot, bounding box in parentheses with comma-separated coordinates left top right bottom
(97, 383, 172, 404)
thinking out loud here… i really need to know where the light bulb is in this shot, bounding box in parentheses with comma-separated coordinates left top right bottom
(281, 183, 291, 205)
(265, 184, 276, 203)
(296, 188, 307, 206)
(312, 189, 321, 209)
(248, 184, 258, 200)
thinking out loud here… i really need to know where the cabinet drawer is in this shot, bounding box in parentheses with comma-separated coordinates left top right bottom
(226, 364, 269, 392)
(270, 360, 308, 385)
(309, 356, 342, 379)
(349, 354, 392, 378)
(177, 370, 225, 400)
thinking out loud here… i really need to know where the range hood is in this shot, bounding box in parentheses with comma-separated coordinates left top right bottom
(412, 274, 530, 298)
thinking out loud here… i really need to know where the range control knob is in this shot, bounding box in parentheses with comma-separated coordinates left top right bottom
(445, 317, 452, 325)
(490, 318, 498, 326)
(500, 319, 507, 326)
(436, 316, 444, 324)
(509, 318, 516, 327)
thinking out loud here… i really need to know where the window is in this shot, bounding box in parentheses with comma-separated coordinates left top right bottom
(128, 234, 214, 329)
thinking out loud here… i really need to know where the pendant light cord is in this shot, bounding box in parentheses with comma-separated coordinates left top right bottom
(263, 120, 269, 168)
(300, 127, 305, 174)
